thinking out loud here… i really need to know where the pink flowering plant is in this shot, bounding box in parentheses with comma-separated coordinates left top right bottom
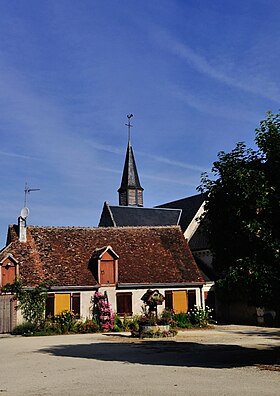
(93, 291, 115, 331)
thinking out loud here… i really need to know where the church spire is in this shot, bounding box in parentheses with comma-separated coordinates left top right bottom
(118, 114, 144, 207)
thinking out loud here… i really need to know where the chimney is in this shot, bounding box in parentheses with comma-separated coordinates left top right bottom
(18, 207, 29, 243)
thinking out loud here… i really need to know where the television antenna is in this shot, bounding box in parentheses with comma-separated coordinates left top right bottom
(24, 182, 40, 207)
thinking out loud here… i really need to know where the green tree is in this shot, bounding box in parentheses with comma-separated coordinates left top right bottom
(199, 111, 280, 309)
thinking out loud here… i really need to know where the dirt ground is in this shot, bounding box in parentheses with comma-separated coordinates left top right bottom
(0, 325, 279, 395)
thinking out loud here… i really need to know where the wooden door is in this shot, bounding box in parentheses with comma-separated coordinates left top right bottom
(1, 263, 16, 286)
(0, 295, 17, 333)
(100, 260, 115, 285)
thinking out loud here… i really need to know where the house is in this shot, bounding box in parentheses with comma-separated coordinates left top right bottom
(0, 216, 205, 329)
(0, 116, 211, 332)
(98, 120, 214, 312)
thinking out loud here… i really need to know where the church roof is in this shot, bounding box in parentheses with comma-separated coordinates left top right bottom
(98, 202, 182, 227)
(1, 225, 204, 287)
(118, 143, 143, 192)
(157, 193, 206, 233)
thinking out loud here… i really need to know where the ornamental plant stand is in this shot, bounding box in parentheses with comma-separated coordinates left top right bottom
(137, 289, 176, 338)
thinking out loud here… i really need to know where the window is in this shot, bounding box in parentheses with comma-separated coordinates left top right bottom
(165, 291, 173, 310)
(116, 292, 132, 316)
(45, 293, 80, 318)
(187, 290, 196, 311)
(165, 290, 198, 313)
(46, 294, 54, 318)
(71, 293, 80, 317)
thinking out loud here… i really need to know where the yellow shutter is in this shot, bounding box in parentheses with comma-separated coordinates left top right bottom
(172, 291, 188, 313)
(55, 294, 71, 315)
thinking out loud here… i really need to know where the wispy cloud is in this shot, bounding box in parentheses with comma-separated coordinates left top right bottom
(138, 151, 206, 173)
(152, 28, 280, 103)
(0, 150, 41, 161)
(143, 173, 198, 187)
(97, 165, 198, 187)
(169, 87, 260, 123)
(86, 141, 123, 155)
(87, 140, 206, 173)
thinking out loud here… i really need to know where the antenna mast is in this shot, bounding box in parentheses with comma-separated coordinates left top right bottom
(24, 182, 40, 207)
(125, 114, 133, 144)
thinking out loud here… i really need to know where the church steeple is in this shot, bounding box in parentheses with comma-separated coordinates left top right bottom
(118, 115, 144, 207)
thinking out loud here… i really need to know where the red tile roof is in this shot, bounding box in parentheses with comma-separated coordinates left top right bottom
(1, 225, 204, 287)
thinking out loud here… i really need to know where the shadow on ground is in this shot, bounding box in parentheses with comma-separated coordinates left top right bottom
(39, 341, 280, 369)
(220, 329, 280, 340)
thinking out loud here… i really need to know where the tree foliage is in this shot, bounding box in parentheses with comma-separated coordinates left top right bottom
(199, 111, 280, 308)
(2, 280, 48, 328)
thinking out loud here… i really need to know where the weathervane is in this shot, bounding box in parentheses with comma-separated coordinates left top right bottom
(125, 114, 133, 143)
(24, 182, 40, 207)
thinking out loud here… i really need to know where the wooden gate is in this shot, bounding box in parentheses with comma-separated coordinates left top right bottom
(0, 295, 17, 333)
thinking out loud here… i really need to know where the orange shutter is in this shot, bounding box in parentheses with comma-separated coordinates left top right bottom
(55, 294, 71, 315)
(172, 291, 188, 313)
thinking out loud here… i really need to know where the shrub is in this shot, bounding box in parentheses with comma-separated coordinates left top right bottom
(54, 310, 77, 334)
(3, 280, 48, 329)
(159, 309, 176, 326)
(12, 322, 37, 336)
(172, 312, 192, 329)
(113, 314, 124, 332)
(187, 306, 214, 327)
(93, 292, 114, 331)
(76, 319, 100, 333)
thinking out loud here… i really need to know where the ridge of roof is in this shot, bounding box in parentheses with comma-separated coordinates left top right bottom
(156, 192, 206, 208)
(23, 224, 181, 231)
(105, 201, 116, 226)
(108, 204, 181, 212)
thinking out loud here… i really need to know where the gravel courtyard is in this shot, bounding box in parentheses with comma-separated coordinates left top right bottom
(0, 325, 279, 396)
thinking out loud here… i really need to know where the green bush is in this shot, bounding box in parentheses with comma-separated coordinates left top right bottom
(113, 314, 140, 332)
(113, 314, 124, 332)
(54, 310, 77, 334)
(12, 322, 37, 336)
(76, 319, 100, 333)
(187, 306, 213, 327)
(172, 312, 192, 328)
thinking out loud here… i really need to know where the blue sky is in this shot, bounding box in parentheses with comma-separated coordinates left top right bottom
(0, 0, 280, 246)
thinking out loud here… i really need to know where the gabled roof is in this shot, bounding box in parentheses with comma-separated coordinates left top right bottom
(92, 245, 119, 260)
(0, 225, 204, 287)
(98, 202, 182, 227)
(157, 193, 206, 233)
(0, 251, 18, 265)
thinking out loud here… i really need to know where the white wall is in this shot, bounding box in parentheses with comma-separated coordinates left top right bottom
(100, 286, 203, 316)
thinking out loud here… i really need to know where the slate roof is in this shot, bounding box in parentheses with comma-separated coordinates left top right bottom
(118, 143, 143, 191)
(157, 193, 206, 233)
(1, 224, 204, 288)
(98, 202, 182, 227)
